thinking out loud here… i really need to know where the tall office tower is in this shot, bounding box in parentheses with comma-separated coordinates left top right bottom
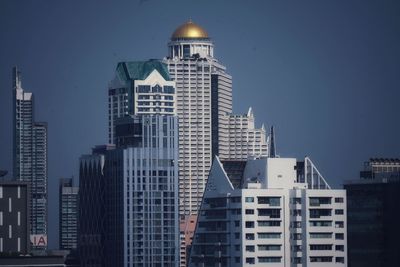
(0, 181, 30, 254)
(12, 67, 48, 251)
(190, 156, 347, 267)
(344, 158, 400, 267)
(59, 178, 79, 250)
(104, 115, 179, 267)
(108, 60, 176, 144)
(80, 116, 179, 267)
(79, 145, 112, 267)
(218, 108, 268, 160)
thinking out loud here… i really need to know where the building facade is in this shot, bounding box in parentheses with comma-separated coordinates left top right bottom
(108, 60, 176, 144)
(79, 145, 111, 267)
(218, 108, 268, 160)
(0, 181, 30, 254)
(12, 67, 48, 252)
(190, 156, 347, 267)
(344, 158, 400, 267)
(80, 116, 180, 267)
(59, 178, 79, 250)
(164, 20, 269, 219)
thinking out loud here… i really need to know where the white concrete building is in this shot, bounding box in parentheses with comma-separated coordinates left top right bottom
(219, 108, 268, 161)
(164, 20, 268, 218)
(190, 157, 347, 267)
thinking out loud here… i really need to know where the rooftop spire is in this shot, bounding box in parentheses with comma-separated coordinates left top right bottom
(268, 126, 276, 158)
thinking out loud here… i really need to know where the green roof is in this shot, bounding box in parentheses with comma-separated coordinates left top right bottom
(116, 60, 171, 82)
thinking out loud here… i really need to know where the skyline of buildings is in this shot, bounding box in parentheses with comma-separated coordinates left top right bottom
(12, 66, 48, 252)
(3, 17, 396, 267)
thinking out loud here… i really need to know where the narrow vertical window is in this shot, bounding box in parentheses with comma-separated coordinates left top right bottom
(9, 198, 12, 212)
(0, 212, 2, 225)
(9, 225, 12, 238)
(0, 186, 2, 198)
(17, 237, 21, 252)
(18, 186, 21, 199)
(18, 212, 21, 226)
(0, 238, 3, 252)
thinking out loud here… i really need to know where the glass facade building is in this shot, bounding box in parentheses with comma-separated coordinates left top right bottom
(344, 158, 400, 267)
(12, 67, 48, 252)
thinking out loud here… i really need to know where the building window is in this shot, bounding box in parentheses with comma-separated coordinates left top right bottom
(246, 245, 255, 252)
(245, 209, 254, 215)
(335, 197, 344, 203)
(235, 232, 240, 239)
(309, 197, 331, 206)
(258, 232, 281, 239)
(245, 197, 254, 203)
(235, 257, 240, 263)
(335, 221, 344, 228)
(310, 244, 332, 250)
(245, 233, 255, 240)
(335, 245, 344, 251)
(258, 257, 281, 263)
(335, 209, 344, 215)
(309, 221, 332, 227)
(336, 257, 345, 263)
(310, 257, 333, 262)
(335, 233, 344, 240)
(258, 220, 281, 227)
(258, 245, 281, 251)
(258, 197, 280, 206)
(245, 221, 255, 228)
(234, 221, 240, 227)
(245, 258, 255, 264)
(310, 232, 332, 238)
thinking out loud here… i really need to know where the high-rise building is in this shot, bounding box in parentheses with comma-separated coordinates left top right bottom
(0, 181, 30, 254)
(218, 108, 268, 160)
(108, 60, 176, 144)
(164, 20, 232, 217)
(80, 62, 180, 266)
(12, 67, 48, 251)
(190, 156, 347, 266)
(80, 116, 180, 267)
(79, 145, 111, 267)
(59, 178, 79, 250)
(344, 158, 400, 267)
(164, 20, 268, 218)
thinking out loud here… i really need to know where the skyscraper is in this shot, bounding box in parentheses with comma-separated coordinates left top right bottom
(164, 20, 268, 218)
(190, 156, 347, 266)
(164, 20, 231, 216)
(12, 67, 48, 252)
(344, 158, 400, 267)
(59, 178, 79, 250)
(81, 63, 180, 266)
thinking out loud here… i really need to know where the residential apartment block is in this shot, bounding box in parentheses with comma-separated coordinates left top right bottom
(190, 157, 347, 266)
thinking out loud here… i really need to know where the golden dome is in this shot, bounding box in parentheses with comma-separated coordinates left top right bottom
(171, 20, 209, 39)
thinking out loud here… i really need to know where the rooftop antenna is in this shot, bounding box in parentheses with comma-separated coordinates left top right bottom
(268, 126, 276, 158)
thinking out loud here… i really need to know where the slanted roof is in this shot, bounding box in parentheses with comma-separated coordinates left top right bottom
(116, 60, 171, 82)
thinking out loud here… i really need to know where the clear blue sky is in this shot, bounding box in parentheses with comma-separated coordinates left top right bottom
(1, 0, 399, 249)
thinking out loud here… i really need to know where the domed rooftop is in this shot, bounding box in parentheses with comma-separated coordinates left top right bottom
(171, 20, 209, 39)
